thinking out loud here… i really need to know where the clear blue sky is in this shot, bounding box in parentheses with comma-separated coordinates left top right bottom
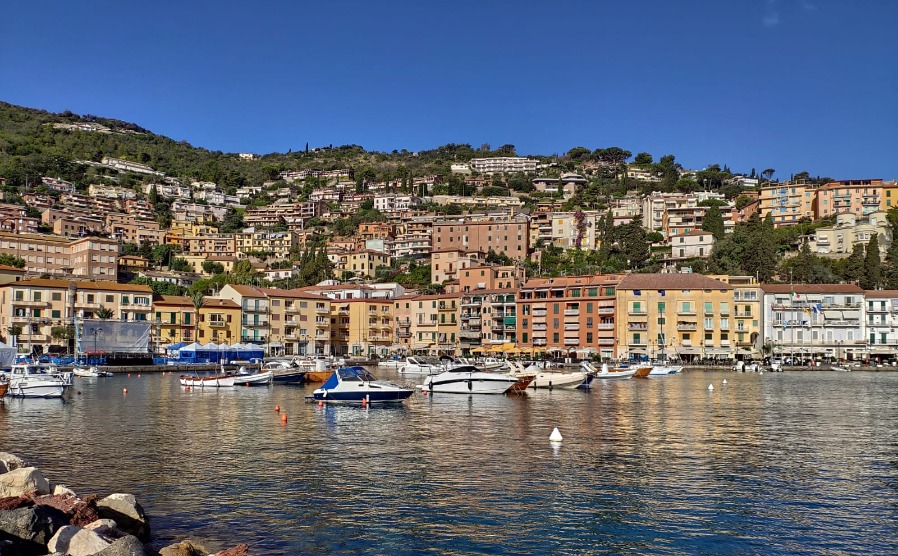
(2, 0, 896, 180)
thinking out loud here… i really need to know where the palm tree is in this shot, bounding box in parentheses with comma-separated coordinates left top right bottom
(190, 291, 205, 344)
(96, 306, 114, 319)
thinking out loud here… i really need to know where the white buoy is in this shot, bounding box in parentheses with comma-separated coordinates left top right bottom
(723, 379, 728, 384)
(708, 383, 714, 391)
(550, 427, 563, 442)
(759, 371, 764, 375)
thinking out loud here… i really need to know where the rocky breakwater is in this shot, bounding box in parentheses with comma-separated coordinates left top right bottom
(0, 452, 248, 556)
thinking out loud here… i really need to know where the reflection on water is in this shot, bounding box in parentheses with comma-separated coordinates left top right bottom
(1, 371, 897, 554)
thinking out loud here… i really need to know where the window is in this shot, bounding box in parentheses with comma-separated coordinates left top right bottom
(586, 303, 593, 314)
(704, 317, 714, 329)
(553, 304, 559, 314)
(704, 302, 713, 314)
(106, 295, 114, 303)
(586, 333, 593, 343)
(633, 333, 641, 344)
(588, 288, 598, 297)
(51, 310, 61, 319)
(52, 292, 62, 301)
(33, 292, 41, 302)
(522, 333, 528, 343)
(553, 333, 559, 343)
(658, 302, 666, 313)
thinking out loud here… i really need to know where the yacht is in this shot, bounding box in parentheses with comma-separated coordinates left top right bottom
(7, 363, 67, 398)
(419, 365, 533, 395)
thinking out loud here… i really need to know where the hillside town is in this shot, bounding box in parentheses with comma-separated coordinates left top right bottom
(0, 144, 895, 365)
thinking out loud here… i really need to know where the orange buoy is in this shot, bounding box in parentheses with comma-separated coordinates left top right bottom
(127, 373, 131, 378)
(281, 413, 287, 424)
(275, 405, 280, 412)
(184, 386, 190, 391)
(122, 388, 128, 394)
(317, 400, 324, 408)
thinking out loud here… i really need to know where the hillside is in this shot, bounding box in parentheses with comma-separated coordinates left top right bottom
(0, 102, 556, 193)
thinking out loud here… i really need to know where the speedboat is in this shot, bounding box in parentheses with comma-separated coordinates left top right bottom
(260, 361, 307, 384)
(179, 373, 235, 388)
(398, 356, 439, 375)
(649, 364, 682, 376)
(507, 361, 593, 389)
(377, 357, 403, 370)
(73, 366, 113, 378)
(37, 364, 74, 386)
(233, 367, 274, 386)
(419, 365, 532, 395)
(7, 363, 66, 398)
(310, 366, 414, 404)
(581, 361, 645, 380)
(831, 365, 850, 372)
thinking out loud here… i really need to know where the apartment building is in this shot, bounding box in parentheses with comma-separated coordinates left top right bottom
(329, 299, 393, 357)
(196, 297, 241, 344)
(469, 157, 539, 174)
(880, 180, 898, 211)
(374, 194, 421, 214)
(865, 290, 898, 360)
(235, 229, 296, 259)
(531, 211, 602, 250)
(184, 234, 236, 258)
(815, 179, 888, 218)
(0, 232, 119, 279)
(518, 275, 619, 359)
(218, 284, 270, 345)
(432, 218, 529, 259)
(106, 214, 165, 245)
(807, 211, 890, 258)
(260, 288, 331, 356)
(101, 156, 162, 176)
(0, 279, 153, 352)
(394, 293, 459, 355)
(52, 215, 105, 238)
(333, 250, 391, 279)
(616, 273, 734, 361)
(431, 250, 485, 284)
(531, 173, 587, 198)
(760, 284, 865, 362)
(88, 184, 137, 200)
(667, 230, 715, 262)
(758, 183, 816, 227)
(152, 295, 196, 346)
(0, 204, 39, 234)
(143, 182, 191, 199)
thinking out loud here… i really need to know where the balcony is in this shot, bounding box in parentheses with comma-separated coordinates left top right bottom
(75, 302, 100, 310)
(11, 299, 49, 308)
(532, 324, 547, 331)
(122, 302, 152, 311)
(677, 323, 697, 331)
(628, 323, 648, 331)
(242, 304, 268, 313)
(241, 320, 269, 328)
(460, 329, 480, 339)
(315, 320, 328, 327)
(285, 305, 299, 313)
(719, 324, 729, 331)
(563, 338, 579, 346)
(398, 331, 411, 338)
(564, 324, 579, 331)
(209, 320, 226, 328)
(315, 306, 329, 314)
(628, 340, 647, 347)
(735, 312, 752, 318)
(564, 309, 580, 316)
(628, 308, 647, 315)
(533, 338, 547, 346)
(598, 323, 615, 330)
(598, 338, 615, 346)
(677, 308, 696, 316)
(599, 307, 615, 315)
(532, 310, 547, 317)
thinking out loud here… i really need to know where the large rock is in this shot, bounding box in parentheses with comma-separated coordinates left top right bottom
(0, 496, 32, 511)
(0, 454, 26, 474)
(48, 525, 111, 556)
(96, 494, 149, 540)
(215, 543, 249, 556)
(95, 535, 147, 556)
(0, 468, 50, 498)
(0, 505, 68, 555)
(159, 539, 208, 556)
(52, 484, 77, 497)
(84, 518, 121, 539)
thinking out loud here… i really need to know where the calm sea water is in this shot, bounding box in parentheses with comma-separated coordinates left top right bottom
(1, 370, 897, 555)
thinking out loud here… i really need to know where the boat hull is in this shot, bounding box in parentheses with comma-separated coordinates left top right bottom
(271, 371, 307, 384)
(311, 387, 414, 404)
(528, 371, 592, 389)
(180, 375, 235, 387)
(304, 371, 332, 383)
(422, 371, 522, 395)
(234, 371, 273, 386)
(8, 380, 65, 398)
(0, 382, 7, 398)
(593, 369, 637, 380)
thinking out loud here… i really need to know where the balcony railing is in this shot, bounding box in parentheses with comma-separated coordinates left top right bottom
(677, 309, 696, 315)
(563, 338, 579, 346)
(628, 308, 647, 315)
(735, 312, 752, 318)
(598, 338, 615, 346)
(11, 299, 49, 308)
(677, 323, 697, 331)
(598, 323, 615, 330)
(533, 338, 547, 346)
(628, 323, 648, 330)
(598, 307, 615, 315)
(209, 321, 226, 328)
(564, 309, 580, 316)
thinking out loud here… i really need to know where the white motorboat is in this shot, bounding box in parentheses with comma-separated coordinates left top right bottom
(419, 365, 533, 395)
(179, 374, 235, 388)
(649, 364, 682, 376)
(581, 361, 645, 380)
(73, 366, 113, 378)
(37, 364, 74, 386)
(7, 363, 66, 398)
(831, 365, 850, 372)
(507, 361, 593, 389)
(477, 357, 507, 371)
(376, 357, 403, 370)
(310, 366, 414, 404)
(398, 356, 439, 375)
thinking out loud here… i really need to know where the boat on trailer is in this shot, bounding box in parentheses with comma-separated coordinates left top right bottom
(310, 366, 414, 404)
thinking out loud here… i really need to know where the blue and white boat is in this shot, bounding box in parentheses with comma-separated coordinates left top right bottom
(310, 366, 414, 404)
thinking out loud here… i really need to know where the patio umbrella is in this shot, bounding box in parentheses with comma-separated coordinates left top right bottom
(505, 347, 522, 355)
(488, 344, 505, 353)
(471, 346, 486, 354)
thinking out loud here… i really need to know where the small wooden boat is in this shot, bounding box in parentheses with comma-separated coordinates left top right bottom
(0, 377, 8, 398)
(179, 374, 235, 388)
(233, 369, 273, 386)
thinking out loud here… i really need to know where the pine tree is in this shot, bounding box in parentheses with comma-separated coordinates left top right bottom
(861, 235, 881, 289)
(843, 244, 865, 284)
(701, 205, 725, 239)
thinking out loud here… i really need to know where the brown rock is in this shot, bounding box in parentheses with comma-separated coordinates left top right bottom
(0, 496, 32, 511)
(215, 543, 250, 556)
(159, 539, 208, 556)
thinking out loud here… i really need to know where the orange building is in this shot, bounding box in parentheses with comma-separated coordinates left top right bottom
(815, 179, 890, 219)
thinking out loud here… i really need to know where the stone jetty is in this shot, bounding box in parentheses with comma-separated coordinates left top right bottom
(0, 452, 248, 556)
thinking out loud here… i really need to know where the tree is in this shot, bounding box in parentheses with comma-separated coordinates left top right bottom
(861, 235, 881, 289)
(0, 253, 26, 268)
(219, 207, 245, 234)
(701, 205, 725, 239)
(734, 195, 754, 210)
(633, 152, 653, 165)
(170, 258, 192, 272)
(96, 306, 114, 319)
(843, 244, 865, 284)
(232, 259, 260, 285)
(202, 260, 225, 275)
(761, 168, 775, 182)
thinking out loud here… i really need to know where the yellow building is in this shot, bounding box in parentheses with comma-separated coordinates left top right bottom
(398, 293, 460, 355)
(333, 249, 391, 279)
(881, 180, 898, 211)
(260, 288, 331, 356)
(235, 230, 297, 260)
(0, 279, 153, 352)
(616, 273, 734, 361)
(330, 298, 393, 357)
(758, 183, 816, 227)
(196, 297, 241, 344)
(153, 295, 197, 347)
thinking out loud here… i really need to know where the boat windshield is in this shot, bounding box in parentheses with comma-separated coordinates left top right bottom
(337, 367, 376, 382)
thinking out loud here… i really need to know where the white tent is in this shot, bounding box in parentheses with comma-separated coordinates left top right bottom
(0, 341, 16, 369)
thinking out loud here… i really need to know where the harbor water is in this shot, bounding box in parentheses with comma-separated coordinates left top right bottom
(1, 370, 896, 555)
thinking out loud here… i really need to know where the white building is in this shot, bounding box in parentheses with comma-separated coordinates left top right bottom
(808, 211, 891, 258)
(531, 173, 587, 198)
(469, 157, 539, 175)
(865, 290, 898, 361)
(374, 194, 421, 213)
(101, 157, 162, 176)
(88, 184, 137, 200)
(143, 182, 191, 199)
(668, 230, 715, 261)
(760, 284, 866, 363)
(450, 163, 472, 174)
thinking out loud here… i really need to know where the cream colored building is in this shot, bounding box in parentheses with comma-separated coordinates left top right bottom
(260, 288, 331, 356)
(758, 183, 816, 227)
(235, 229, 297, 259)
(0, 232, 119, 280)
(808, 211, 890, 258)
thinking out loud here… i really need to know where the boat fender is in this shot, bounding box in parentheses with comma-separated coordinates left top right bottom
(467, 380, 472, 391)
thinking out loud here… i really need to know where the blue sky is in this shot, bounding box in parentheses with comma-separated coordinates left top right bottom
(1, 0, 896, 180)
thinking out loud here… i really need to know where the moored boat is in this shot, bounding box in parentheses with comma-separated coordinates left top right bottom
(73, 365, 113, 378)
(8, 363, 66, 398)
(398, 356, 439, 375)
(420, 365, 531, 395)
(179, 374, 235, 388)
(507, 362, 593, 389)
(310, 366, 414, 404)
(581, 361, 647, 380)
(234, 368, 274, 386)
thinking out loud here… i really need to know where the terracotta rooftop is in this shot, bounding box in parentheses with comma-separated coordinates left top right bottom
(201, 298, 240, 309)
(522, 275, 622, 289)
(617, 273, 733, 291)
(760, 284, 864, 294)
(152, 295, 194, 306)
(865, 290, 898, 298)
(2, 279, 153, 293)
